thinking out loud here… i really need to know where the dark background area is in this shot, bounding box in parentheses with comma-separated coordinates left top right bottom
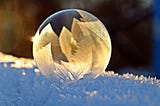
(0, 0, 155, 75)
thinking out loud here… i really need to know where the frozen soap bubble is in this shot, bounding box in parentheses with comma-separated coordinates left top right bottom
(33, 9, 112, 81)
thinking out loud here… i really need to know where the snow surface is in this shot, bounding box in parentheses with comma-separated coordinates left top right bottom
(0, 52, 160, 106)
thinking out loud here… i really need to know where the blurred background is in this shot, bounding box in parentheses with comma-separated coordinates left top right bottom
(0, 0, 159, 78)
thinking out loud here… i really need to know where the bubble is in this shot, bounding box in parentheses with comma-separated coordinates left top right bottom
(33, 9, 112, 81)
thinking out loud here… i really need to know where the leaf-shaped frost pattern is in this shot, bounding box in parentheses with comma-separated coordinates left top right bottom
(33, 9, 112, 82)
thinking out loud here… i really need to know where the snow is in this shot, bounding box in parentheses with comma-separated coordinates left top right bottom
(0, 52, 160, 106)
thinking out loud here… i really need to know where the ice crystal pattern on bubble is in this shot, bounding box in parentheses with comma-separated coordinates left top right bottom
(33, 9, 112, 81)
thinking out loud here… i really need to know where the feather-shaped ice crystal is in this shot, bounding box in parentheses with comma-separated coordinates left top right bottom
(33, 9, 112, 82)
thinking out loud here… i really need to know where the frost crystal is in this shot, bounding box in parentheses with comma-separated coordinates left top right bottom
(33, 9, 112, 81)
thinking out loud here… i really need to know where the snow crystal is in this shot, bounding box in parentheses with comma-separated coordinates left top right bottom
(86, 90, 97, 97)
(34, 68, 40, 73)
(22, 71, 26, 76)
(0, 52, 160, 106)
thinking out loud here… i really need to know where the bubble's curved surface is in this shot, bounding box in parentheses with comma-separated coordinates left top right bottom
(33, 9, 112, 81)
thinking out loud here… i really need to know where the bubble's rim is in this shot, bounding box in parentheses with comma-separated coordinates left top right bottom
(38, 9, 98, 31)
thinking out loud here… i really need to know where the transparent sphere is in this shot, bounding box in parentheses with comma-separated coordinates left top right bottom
(33, 9, 112, 81)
